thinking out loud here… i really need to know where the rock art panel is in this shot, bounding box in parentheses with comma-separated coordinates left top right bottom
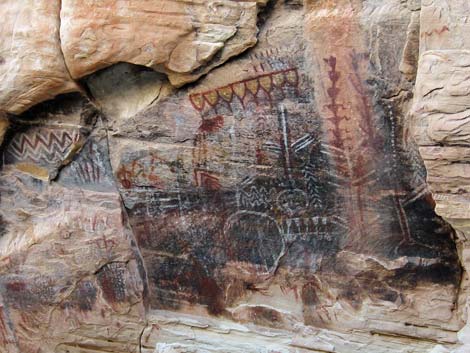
(0, 96, 146, 353)
(105, 0, 462, 343)
(0, 0, 469, 352)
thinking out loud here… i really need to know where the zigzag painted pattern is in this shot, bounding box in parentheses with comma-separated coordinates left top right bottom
(239, 186, 275, 209)
(7, 128, 79, 164)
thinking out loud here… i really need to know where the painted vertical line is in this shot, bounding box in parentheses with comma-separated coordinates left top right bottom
(278, 103, 292, 181)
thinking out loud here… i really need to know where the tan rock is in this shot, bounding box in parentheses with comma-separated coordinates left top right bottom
(0, 113, 9, 146)
(0, 0, 78, 115)
(60, 0, 268, 86)
(0, 0, 266, 115)
(412, 23, 470, 235)
(411, 1, 470, 352)
(85, 63, 174, 125)
(2, 1, 470, 353)
(0, 100, 147, 352)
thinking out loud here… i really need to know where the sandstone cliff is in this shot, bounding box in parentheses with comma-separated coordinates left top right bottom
(0, 1, 469, 353)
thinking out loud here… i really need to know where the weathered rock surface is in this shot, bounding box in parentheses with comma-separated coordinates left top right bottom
(410, 2, 470, 351)
(0, 114, 9, 146)
(0, 96, 147, 353)
(0, 0, 78, 115)
(412, 0, 470, 235)
(0, 0, 267, 115)
(1, 1, 470, 353)
(60, 0, 268, 86)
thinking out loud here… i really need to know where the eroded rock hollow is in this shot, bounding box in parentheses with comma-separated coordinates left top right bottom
(0, 1, 469, 352)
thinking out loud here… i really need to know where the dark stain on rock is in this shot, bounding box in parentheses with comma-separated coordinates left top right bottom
(369, 280, 399, 303)
(5, 281, 26, 292)
(75, 281, 98, 311)
(97, 263, 127, 304)
(241, 306, 284, 328)
(17, 93, 94, 122)
(387, 262, 461, 290)
(149, 255, 225, 316)
(339, 282, 364, 310)
(197, 273, 225, 315)
(301, 282, 319, 306)
(3, 277, 57, 309)
(198, 115, 224, 134)
(61, 281, 97, 312)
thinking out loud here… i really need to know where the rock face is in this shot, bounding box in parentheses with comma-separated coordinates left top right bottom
(0, 1, 469, 353)
(0, 0, 267, 115)
(60, 0, 268, 86)
(0, 0, 78, 115)
(412, 0, 470, 236)
(411, 2, 470, 350)
(0, 96, 147, 353)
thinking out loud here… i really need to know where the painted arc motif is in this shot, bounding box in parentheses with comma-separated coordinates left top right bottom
(189, 68, 299, 112)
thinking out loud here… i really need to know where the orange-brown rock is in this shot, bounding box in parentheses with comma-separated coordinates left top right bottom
(0, 0, 267, 115)
(2, 1, 470, 353)
(0, 113, 9, 146)
(61, 0, 268, 87)
(410, 1, 470, 351)
(0, 0, 78, 115)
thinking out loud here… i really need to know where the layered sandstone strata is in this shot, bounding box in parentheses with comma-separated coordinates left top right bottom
(0, 0, 267, 115)
(412, 0, 470, 237)
(0, 1, 469, 353)
(0, 0, 78, 115)
(411, 2, 470, 350)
